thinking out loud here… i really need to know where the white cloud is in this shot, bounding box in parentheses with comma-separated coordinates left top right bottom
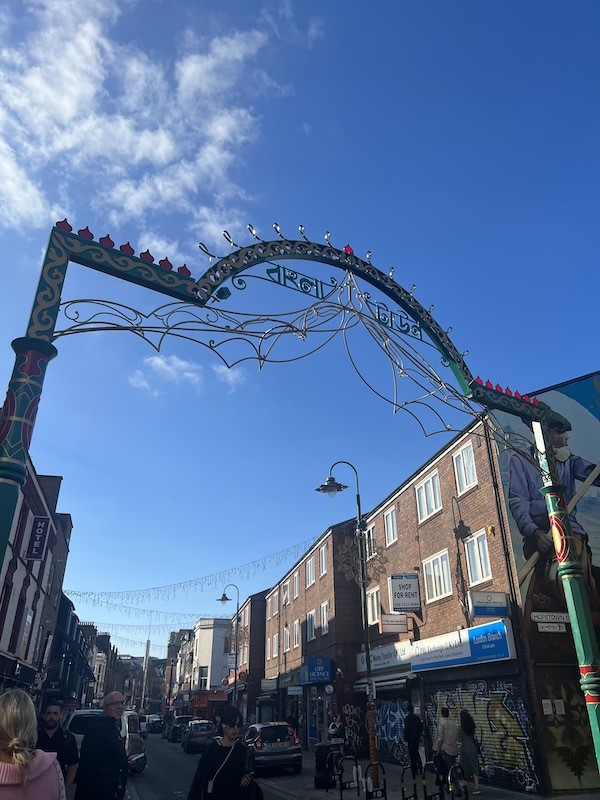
(212, 364, 246, 393)
(144, 355, 203, 388)
(0, 138, 50, 227)
(0, 2, 322, 242)
(128, 369, 159, 396)
(307, 18, 325, 48)
(175, 30, 268, 104)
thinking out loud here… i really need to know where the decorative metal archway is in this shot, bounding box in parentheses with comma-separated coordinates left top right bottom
(0, 219, 598, 766)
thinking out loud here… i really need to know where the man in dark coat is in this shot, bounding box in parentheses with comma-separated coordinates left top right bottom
(37, 700, 79, 789)
(75, 691, 129, 800)
(403, 704, 423, 777)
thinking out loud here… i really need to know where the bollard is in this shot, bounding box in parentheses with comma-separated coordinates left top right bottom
(364, 761, 387, 799)
(400, 764, 419, 800)
(337, 755, 361, 799)
(447, 764, 468, 799)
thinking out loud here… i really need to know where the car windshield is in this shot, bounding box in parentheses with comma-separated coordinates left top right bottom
(191, 723, 212, 733)
(68, 714, 103, 736)
(259, 725, 292, 742)
(127, 715, 140, 734)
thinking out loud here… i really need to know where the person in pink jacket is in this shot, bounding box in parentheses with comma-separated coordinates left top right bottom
(0, 688, 64, 799)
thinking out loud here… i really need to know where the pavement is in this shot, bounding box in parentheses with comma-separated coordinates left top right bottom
(341, 759, 600, 800)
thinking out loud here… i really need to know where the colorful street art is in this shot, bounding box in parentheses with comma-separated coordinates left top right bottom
(424, 680, 539, 793)
(495, 371, 600, 791)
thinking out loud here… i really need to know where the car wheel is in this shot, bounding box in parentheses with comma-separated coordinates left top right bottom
(293, 763, 302, 774)
(130, 761, 146, 774)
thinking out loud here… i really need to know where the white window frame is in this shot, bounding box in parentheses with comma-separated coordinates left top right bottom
(267, 597, 271, 619)
(320, 543, 328, 576)
(321, 600, 329, 635)
(283, 625, 291, 652)
(306, 556, 315, 588)
(272, 589, 279, 616)
(453, 442, 477, 495)
(365, 525, 376, 559)
(272, 632, 279, 658)
(416, 471, 442, 522)
(282, 581, 290, 606)
(293, 619, 300, 648)
(367, 587, 380, 625)
(423, 549, 452, 602)
(384, 506, 398, 546)
(464, 528, 492, 586)
(306, 609, 316, 641)
(266, 637, 271, 661)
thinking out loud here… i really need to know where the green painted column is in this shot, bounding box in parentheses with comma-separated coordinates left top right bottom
(532, 420, 600, 773)
(0, 337, 58, 558)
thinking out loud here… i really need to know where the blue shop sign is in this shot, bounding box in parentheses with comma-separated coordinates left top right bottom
(411, 619, 515, 672)
(299, 657, 333, 684)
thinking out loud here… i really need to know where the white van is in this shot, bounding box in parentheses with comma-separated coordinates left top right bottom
(65, 709, 147, 773)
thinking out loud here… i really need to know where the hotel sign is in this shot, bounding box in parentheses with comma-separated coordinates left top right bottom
(26, 517, 50, 560)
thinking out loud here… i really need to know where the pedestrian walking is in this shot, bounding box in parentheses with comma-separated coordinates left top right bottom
(74, 691, 129, 800)
(187, 706, 255, 800)
(459, 709, 481, 794)
(403, 704, 423, 777)
(328, 714, 346, 752)
(37, 700, 79, 789)
(0, 688, 65, 799)
(433, 706, 461, 796)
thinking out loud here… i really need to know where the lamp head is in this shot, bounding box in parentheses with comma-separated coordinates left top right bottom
(315, 476, 348, 498)
(218, 592, 231, 604)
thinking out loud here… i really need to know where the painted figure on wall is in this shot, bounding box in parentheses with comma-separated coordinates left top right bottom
(508, 413, 600, 612)
(497, 372, 600, 792)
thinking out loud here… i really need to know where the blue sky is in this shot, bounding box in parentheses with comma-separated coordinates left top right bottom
(1, 0, 598, 657)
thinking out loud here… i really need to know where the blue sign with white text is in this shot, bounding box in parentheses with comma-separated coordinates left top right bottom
(299, 657, 333, 684)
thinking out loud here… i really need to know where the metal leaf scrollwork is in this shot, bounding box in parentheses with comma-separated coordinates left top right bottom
(337, 536, 390, 585)
(54, 258, 477, 438)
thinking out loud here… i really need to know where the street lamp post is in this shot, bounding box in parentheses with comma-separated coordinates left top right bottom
(219, 584, 240, 708)
(316, 461, 379, 783)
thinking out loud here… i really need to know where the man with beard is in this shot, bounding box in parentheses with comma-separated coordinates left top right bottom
(508, 415, 600, 608)
(37, 700, 79, 789)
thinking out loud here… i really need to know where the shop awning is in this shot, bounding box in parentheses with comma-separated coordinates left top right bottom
(353, 676, 409, 693)
(223, 683, 246, 694)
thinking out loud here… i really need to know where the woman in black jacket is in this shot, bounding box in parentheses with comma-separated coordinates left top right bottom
(187, 707, 251, 800)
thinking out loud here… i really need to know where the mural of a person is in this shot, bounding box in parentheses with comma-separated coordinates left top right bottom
(508, 414, 600, 610)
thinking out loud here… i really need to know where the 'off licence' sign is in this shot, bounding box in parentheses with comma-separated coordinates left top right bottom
(390, 573, 421, 613)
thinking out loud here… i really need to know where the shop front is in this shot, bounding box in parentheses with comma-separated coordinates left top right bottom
(299, 657, 334, 750)
(356, 618, 536, 791)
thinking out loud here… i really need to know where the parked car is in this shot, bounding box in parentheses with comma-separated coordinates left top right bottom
(181, 719, 214, 754)
(65, 709, 147, 773)
(147, 714, 163, 733)
(243, 722, 302, 774)
(166, 714, 193, 742)
(138, 715, 148, 738)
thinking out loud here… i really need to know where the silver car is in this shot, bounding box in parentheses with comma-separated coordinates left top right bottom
(243, 722, 302, 774)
